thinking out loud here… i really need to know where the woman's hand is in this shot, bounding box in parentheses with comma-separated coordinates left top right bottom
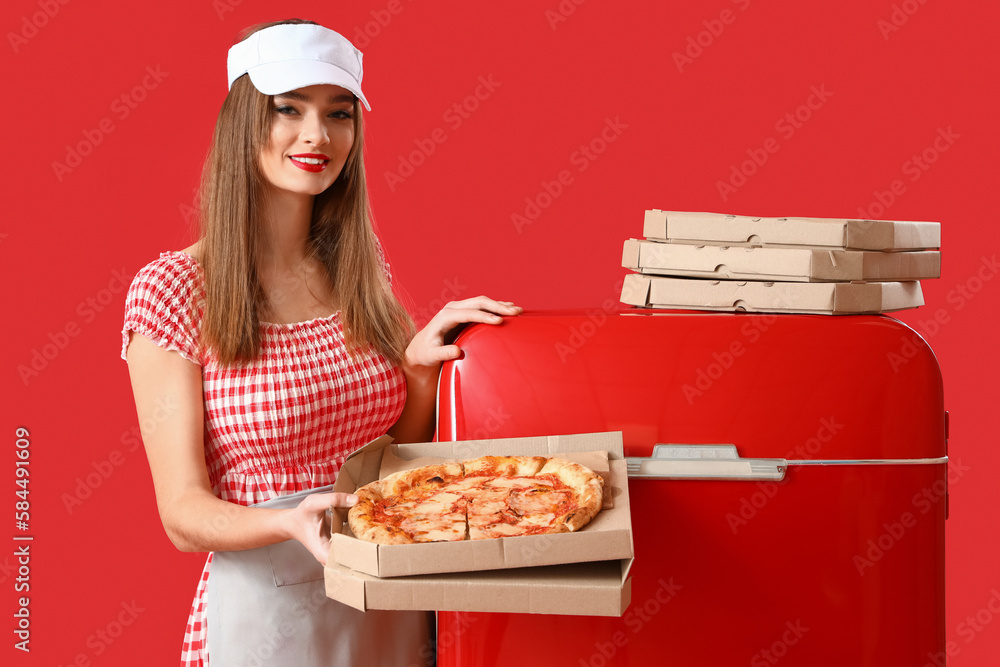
(404, 296, 522, 370)
(284, 492, 359, 565)
(388, 296, 521, 444)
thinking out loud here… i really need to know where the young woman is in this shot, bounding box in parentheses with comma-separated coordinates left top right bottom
(121, 19, 520, 665)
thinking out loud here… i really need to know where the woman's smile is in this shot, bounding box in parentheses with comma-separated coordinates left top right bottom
(289, 153, 331, 172)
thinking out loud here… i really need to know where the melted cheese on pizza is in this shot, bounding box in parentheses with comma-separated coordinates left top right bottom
(357, 461, 595, 544)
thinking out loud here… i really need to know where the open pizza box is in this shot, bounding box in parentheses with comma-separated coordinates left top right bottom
(324, 431, 634, 616)
(643, 209, 941, 251)
(622, 238, 941, 283)
(620, 273, 924, 314)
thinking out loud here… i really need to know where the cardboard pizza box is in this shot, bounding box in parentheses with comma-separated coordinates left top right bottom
(325, 555, 632, 617)
(326, 431, 633, 579)
(620, 273, 924, 314)
(622, 239, 941, 283)
(324, 431, 633, 616)
(643, 209, 941, 251)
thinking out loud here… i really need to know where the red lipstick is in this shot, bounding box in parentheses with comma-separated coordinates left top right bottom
(288, 153, 330, 173)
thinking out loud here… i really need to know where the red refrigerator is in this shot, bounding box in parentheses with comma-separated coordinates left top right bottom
(435, 309, 947, 666)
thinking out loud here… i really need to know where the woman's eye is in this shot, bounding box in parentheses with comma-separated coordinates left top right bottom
(331, 110, 353, 119)
(274, 105, 297, 115)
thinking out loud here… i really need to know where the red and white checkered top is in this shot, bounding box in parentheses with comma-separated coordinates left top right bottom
(121, 251, 407, 666)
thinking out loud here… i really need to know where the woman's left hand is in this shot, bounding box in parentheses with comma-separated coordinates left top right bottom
(388, 296, 521, 444)
(404, 296, 522, 371)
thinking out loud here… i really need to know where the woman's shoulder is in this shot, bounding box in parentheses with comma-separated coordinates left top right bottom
(131, 248, 204, 295)
(122, 248, 205, 364)
(126, 247, 206, 323)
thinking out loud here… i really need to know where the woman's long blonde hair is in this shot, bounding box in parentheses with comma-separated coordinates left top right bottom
(198, 18, 414, 366)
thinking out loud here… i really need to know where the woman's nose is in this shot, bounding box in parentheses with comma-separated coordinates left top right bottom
(300, 112, 330, 145)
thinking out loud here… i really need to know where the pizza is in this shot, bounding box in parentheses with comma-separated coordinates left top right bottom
(347, 456, 604, 544)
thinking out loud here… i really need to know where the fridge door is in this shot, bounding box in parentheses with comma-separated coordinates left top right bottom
(436, 310, 946, 667)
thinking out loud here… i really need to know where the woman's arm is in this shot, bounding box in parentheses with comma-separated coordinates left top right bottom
(126, 333, 353, 564)
(388, 296, 521, 443)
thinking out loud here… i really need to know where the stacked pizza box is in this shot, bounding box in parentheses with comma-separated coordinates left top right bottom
(620, 210, 942, 314)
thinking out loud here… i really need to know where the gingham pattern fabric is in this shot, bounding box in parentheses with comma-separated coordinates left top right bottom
(121, 251, 407, 667)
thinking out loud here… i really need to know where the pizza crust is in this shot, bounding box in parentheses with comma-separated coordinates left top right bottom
(347, 494, 415, 545)
(463, 455, 547, 477)
(348, 464, 467, 544)
(380, 462, 464, 496)
(537, 458, 604, 531)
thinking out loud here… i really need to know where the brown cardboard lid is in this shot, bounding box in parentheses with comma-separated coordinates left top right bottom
(643, 210, 941, 251)
(325, 549, 633, 616)
(623, 239, 941, 282)
(620, 273, 924, 314)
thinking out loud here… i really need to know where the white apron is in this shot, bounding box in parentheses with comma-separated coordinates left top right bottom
(206, 486, 433, 666)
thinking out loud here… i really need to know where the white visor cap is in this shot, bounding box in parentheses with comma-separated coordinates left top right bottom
(227, 23, 370, 111)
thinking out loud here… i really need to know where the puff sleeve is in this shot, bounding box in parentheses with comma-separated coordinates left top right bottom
(120, 253, 204, 365)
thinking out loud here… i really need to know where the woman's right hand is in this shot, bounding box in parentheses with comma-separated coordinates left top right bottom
(128, 331, 355, 559)
(284, 492, 359, 565)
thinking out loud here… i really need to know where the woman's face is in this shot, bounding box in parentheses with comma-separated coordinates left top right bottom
(258, 84, 356, 197)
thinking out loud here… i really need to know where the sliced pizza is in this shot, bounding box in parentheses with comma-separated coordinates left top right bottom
(347, 456, 604, 544)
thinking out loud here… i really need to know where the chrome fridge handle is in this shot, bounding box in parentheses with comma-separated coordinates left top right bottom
(626, 444, 787, 481)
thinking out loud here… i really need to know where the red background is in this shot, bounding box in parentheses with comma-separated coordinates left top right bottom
(2, 0, 997, 664)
